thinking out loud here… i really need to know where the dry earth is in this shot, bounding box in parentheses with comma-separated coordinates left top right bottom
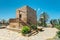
(0, 28, 58, 40)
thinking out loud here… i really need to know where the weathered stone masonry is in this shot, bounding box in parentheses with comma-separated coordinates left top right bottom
(9, 6, 37, 29)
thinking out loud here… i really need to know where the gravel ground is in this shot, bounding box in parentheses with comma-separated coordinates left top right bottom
(0, 28, 58, 40)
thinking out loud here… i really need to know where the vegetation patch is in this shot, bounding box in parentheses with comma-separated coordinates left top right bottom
(31, 24, 37, 30)
(57, 31, 60, 38)
(21, 26, 31, 35)
(55, 25, 60, 30)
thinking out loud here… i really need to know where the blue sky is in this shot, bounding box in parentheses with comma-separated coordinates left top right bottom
(0, 0, 60, 21)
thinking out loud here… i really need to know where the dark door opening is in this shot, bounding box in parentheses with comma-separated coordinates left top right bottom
(19, 14, 22, 18)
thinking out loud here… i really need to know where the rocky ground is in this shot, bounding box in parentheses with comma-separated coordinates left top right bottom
(0, 28, 58, 40)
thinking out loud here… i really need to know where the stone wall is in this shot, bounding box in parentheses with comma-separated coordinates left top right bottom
(27, 6, 37, 25)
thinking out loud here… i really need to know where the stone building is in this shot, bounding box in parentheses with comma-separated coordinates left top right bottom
(9, 6, 37, 29)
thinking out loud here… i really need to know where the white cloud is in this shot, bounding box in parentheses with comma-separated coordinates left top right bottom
(34, 8, 41, 11)
(37, 8, 40, 11)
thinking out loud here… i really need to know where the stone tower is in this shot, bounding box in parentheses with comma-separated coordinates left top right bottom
(9, 6, 37, 29)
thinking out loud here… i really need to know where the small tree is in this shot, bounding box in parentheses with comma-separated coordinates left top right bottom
(50, 19, 58, 27)
(39, 12, 49, 27)
(1, 19, 6, 26)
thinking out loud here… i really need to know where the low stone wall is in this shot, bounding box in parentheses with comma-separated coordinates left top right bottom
(9, 22, 19, 28)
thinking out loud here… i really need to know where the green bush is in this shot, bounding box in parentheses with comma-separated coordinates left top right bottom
(21, 26, 30, 34)
(55, 25, 60, 30)
(57, 31, 60, 38)
(31, 24, 37, 30)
